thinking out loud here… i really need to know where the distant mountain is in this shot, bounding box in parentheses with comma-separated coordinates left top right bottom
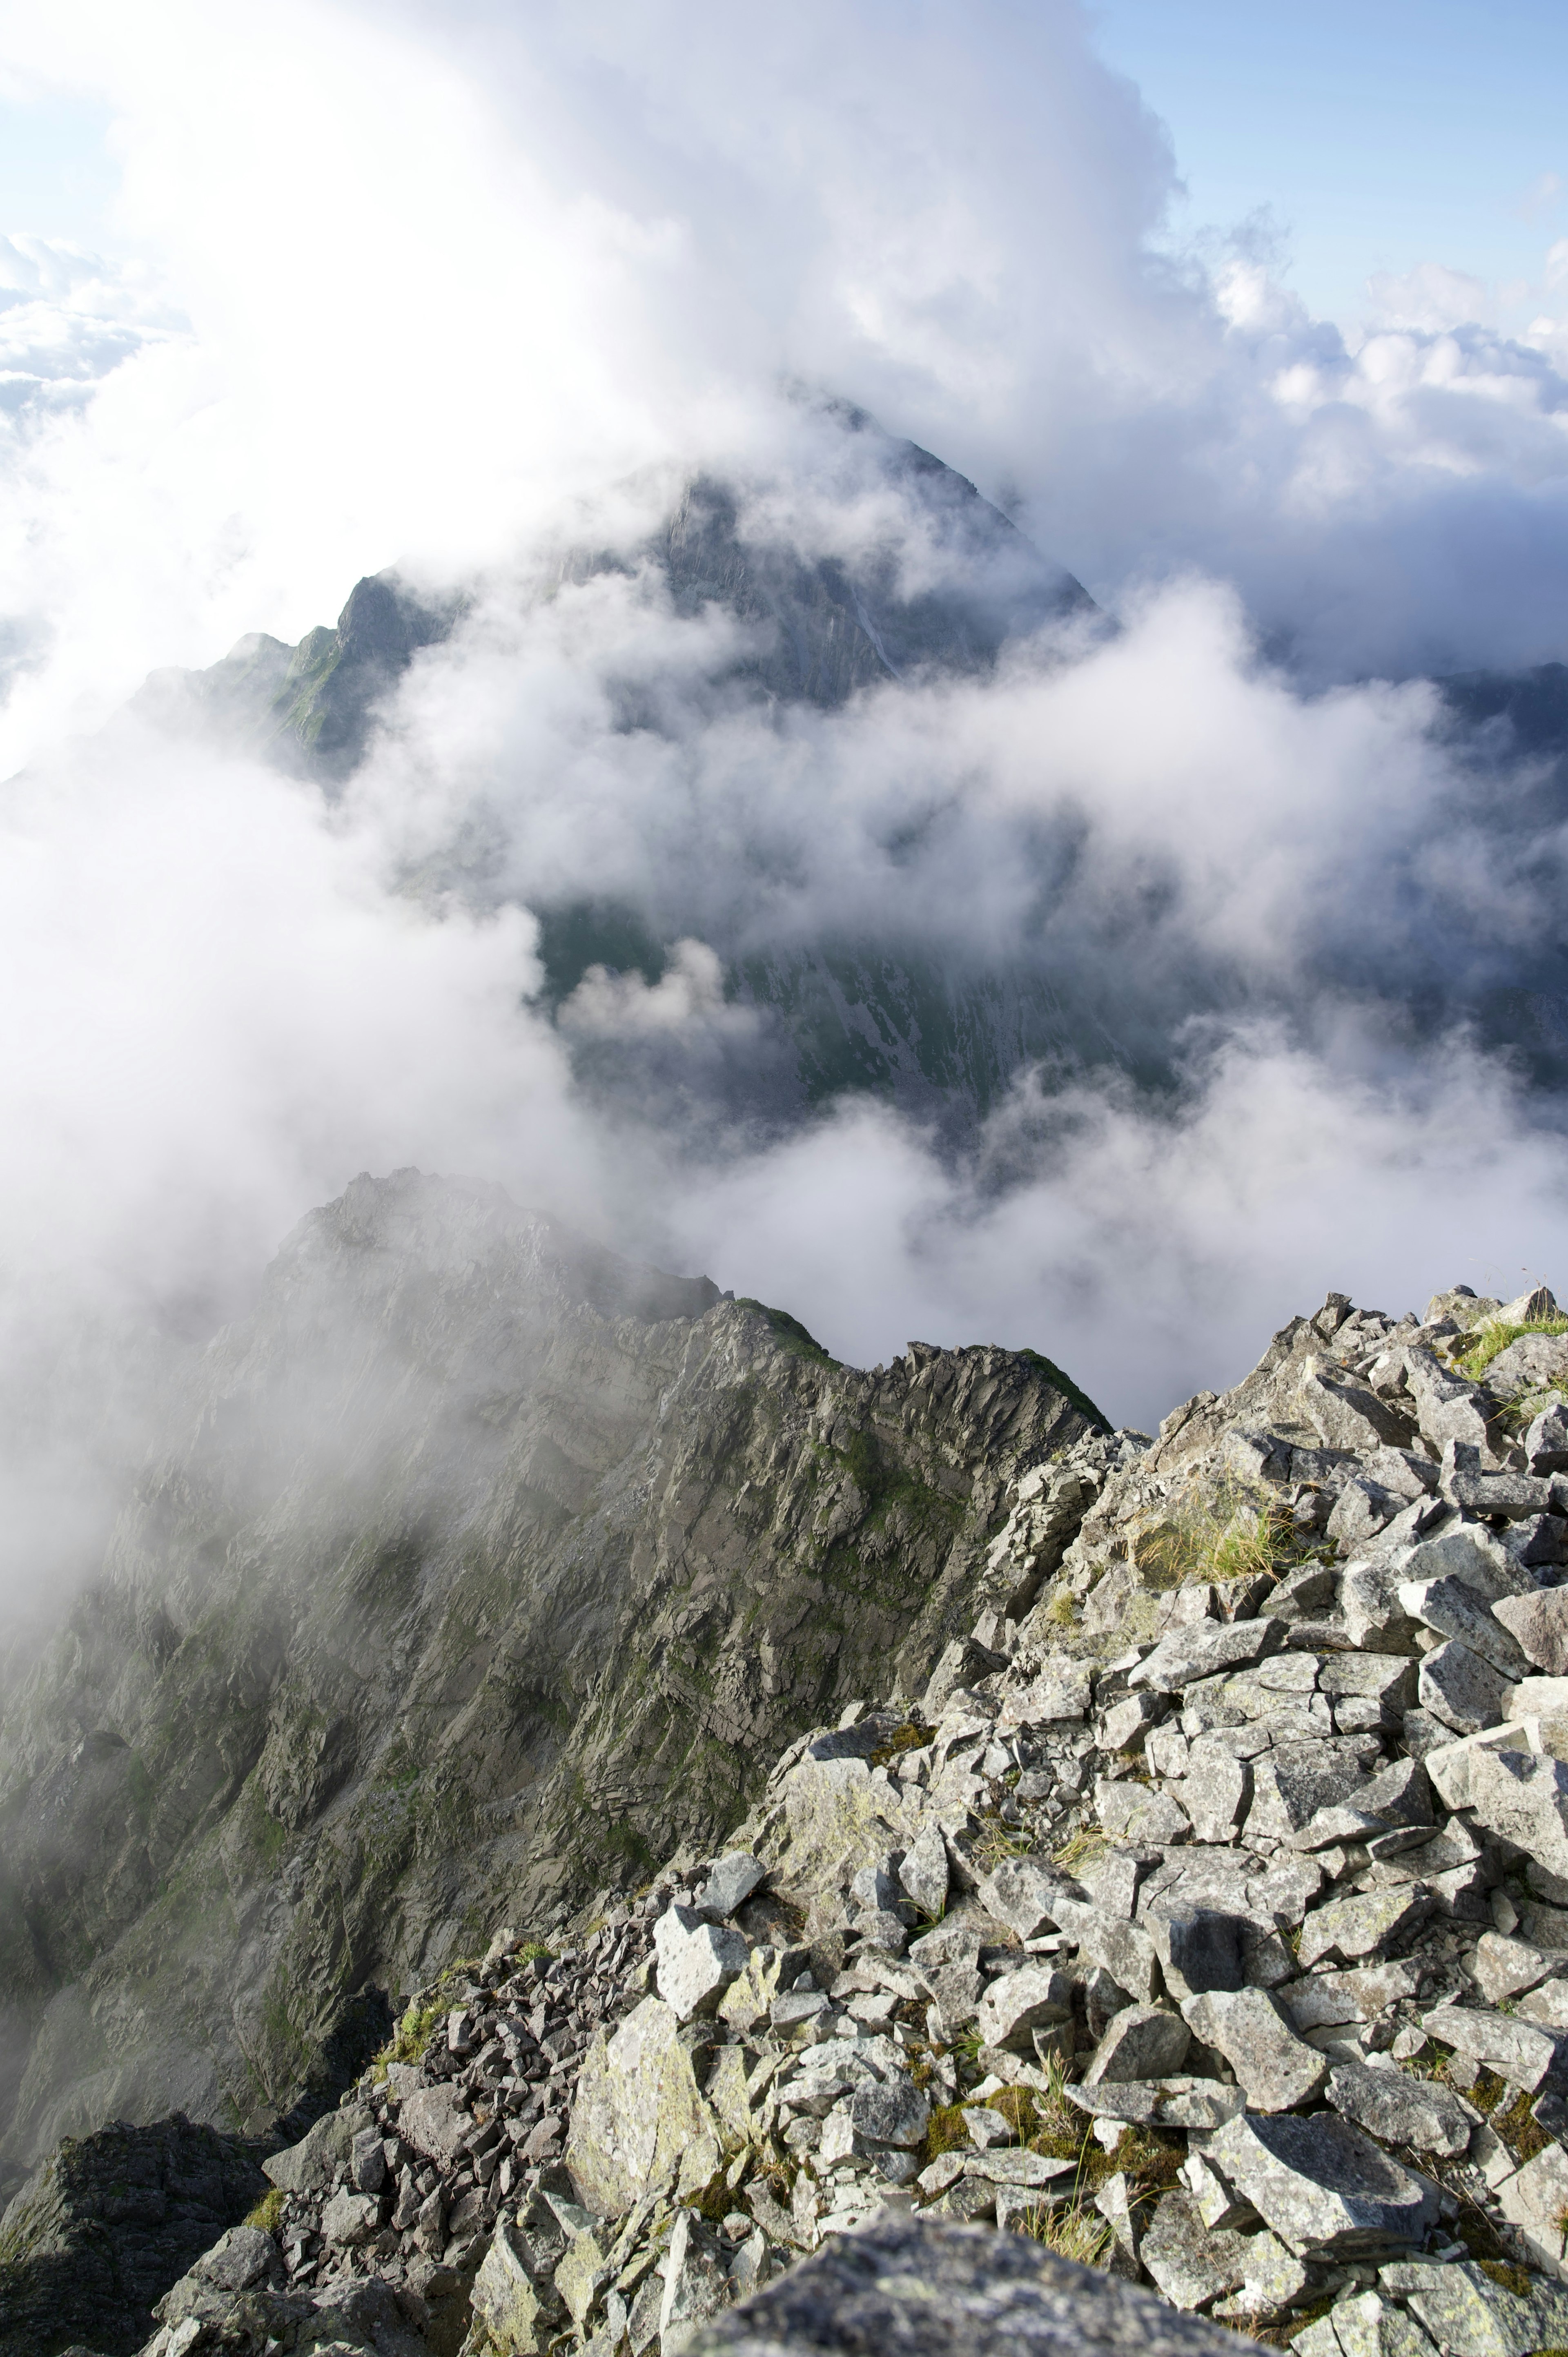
(132, 417, 1568, 1131)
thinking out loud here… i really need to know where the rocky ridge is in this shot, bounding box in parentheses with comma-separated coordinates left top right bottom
(123, 1276, 1568, 2357)
(0, 1171, 1100, 2184)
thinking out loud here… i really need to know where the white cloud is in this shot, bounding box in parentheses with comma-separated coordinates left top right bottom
(0, 0, 1564, 1614)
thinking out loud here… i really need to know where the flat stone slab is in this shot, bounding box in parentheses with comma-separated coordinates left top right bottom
(1066, 2076, 1246, 2128)
(1325, 2060, 1475, 2157)
(1138, 2190, 1252, 2312)
(1420, 2002, 1565, 2094)
(1297, 1886, 1434, 1969)
(1131, 1618, 1287, 1694)
(1207, 2109, 1438, 2257)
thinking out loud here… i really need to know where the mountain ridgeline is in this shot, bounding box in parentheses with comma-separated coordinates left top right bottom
(0, 1170, 1102, 2192)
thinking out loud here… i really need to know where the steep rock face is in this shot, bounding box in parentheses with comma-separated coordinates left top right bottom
(0, 1171, 1101, 2178)
(0, 2115, 267, 2357)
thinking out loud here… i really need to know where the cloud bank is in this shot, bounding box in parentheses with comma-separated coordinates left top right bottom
(0, 0, 1565, 1610)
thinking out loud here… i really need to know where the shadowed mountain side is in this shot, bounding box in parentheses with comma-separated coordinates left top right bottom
(0, 1170, 1103, 2179)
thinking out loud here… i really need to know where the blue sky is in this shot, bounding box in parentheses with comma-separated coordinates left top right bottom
(2, 6, 1564, 336)
(1091, 0, 1568, 329)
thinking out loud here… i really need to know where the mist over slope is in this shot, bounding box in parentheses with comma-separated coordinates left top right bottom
(0, 1169, 1097, 2185)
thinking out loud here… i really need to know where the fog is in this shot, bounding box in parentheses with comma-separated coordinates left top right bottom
(0, 0, 1565, 1608)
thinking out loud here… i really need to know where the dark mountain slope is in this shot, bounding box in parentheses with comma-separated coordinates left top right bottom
(0, 1170, 1101, 2180)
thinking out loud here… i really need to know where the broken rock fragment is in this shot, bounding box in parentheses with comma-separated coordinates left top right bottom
(1181, 1989, 1326, 2112)
(654, 1904, 750, 2021)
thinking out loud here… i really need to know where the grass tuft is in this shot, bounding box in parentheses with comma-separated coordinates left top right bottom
(1457, 1317, 1568, 1381)
(245, 2187, 285, 2234)
(1019, 2200, 1114, 2263)
(869, 1722, 928, 1770)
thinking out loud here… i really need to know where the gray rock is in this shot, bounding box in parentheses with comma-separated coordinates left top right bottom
(1359, 1755, 1435, 1826)
(1417, 1641, 1508, 1735)
(1398, 1576, 1529, 1678)
(851, 2073, 930, 2148)
(696, 1853, 766, 1920)
(1067, 2077, 1247, 2129)
(350, 2125, 386, 2195)
(471, 2218, 564, 2355)
(1180, 1746, 1252, 1843)
(1441, 1440, 1556, 1520)
(1493, 1585, 1568, 1677)
(974, 1966, 1074, 2052)
(1146, 1907, 1245, 2002)
(1096, 1780, 1192, 1846)
(1472, 1931, 1557, 2005)
(654, 1905, 750, 2021)
(1131, 1618, 1286, 1694)
(899, 1823, 950, 1919)
(1138, 2190, 1252, 2311)
(661, 2208, 731, 2353)
(1502, 1510, 1568, 1570)
(565, 1997, 724, 2218)
(1420, 2002, 1566, 2094)
(1393, 2258, 1568, 2357)
(1325, 2060, 1473, 2157)
(1297, 1886, 1434, 1970)
(682, 2213, 1256, 2357)
(997, 1658, 1094, 1726)
(1319, 1655, 1418, 1734)
(321, 2187, 381, 2247)
(1496, 2136, 1568, 2272)
(1526, 1402, 1568, 1477)
(1403, 1350, 1496, 1456)
(1100, 1694, 1167, 1752)
(1278, 1961, 1423, 2030)
(979, 1857, 1085, 1942)
(1182, 1989, 1326, 2112)
(187, 2223, 285, 2294)
(966, 2147, 1079, 2187)
(1459, 1740, 1568, 1882)
(392, 2083, 472, 2170)
(1484, 1332, 1568, 1400)
(1081, 1849, 1149, 1921)
(1082, 2004, 1191, 2086)
(1073, 1909, 1161, 2003)
(850, 1858, 901, 1915)
(1245, 1741, 1379, 1842)
(1299, 1365, 1415, 1454)
(1328, 1478, 1405, 1553)
(1326, 2291, 1441, 2357)
(1207, 2109, 1438, 2257)
(261, 2104, 356, 2192)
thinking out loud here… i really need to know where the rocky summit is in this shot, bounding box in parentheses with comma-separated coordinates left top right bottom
(9, 1228, 1568, 2357)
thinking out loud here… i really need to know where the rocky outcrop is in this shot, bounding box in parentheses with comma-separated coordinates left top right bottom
(122, 1273, 1568, 2357)
(0, 2115, 267, 2357)
(0, 1171, 1100, 2180)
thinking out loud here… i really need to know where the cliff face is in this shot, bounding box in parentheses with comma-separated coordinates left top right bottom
(0, 1171, 1101, 2180)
